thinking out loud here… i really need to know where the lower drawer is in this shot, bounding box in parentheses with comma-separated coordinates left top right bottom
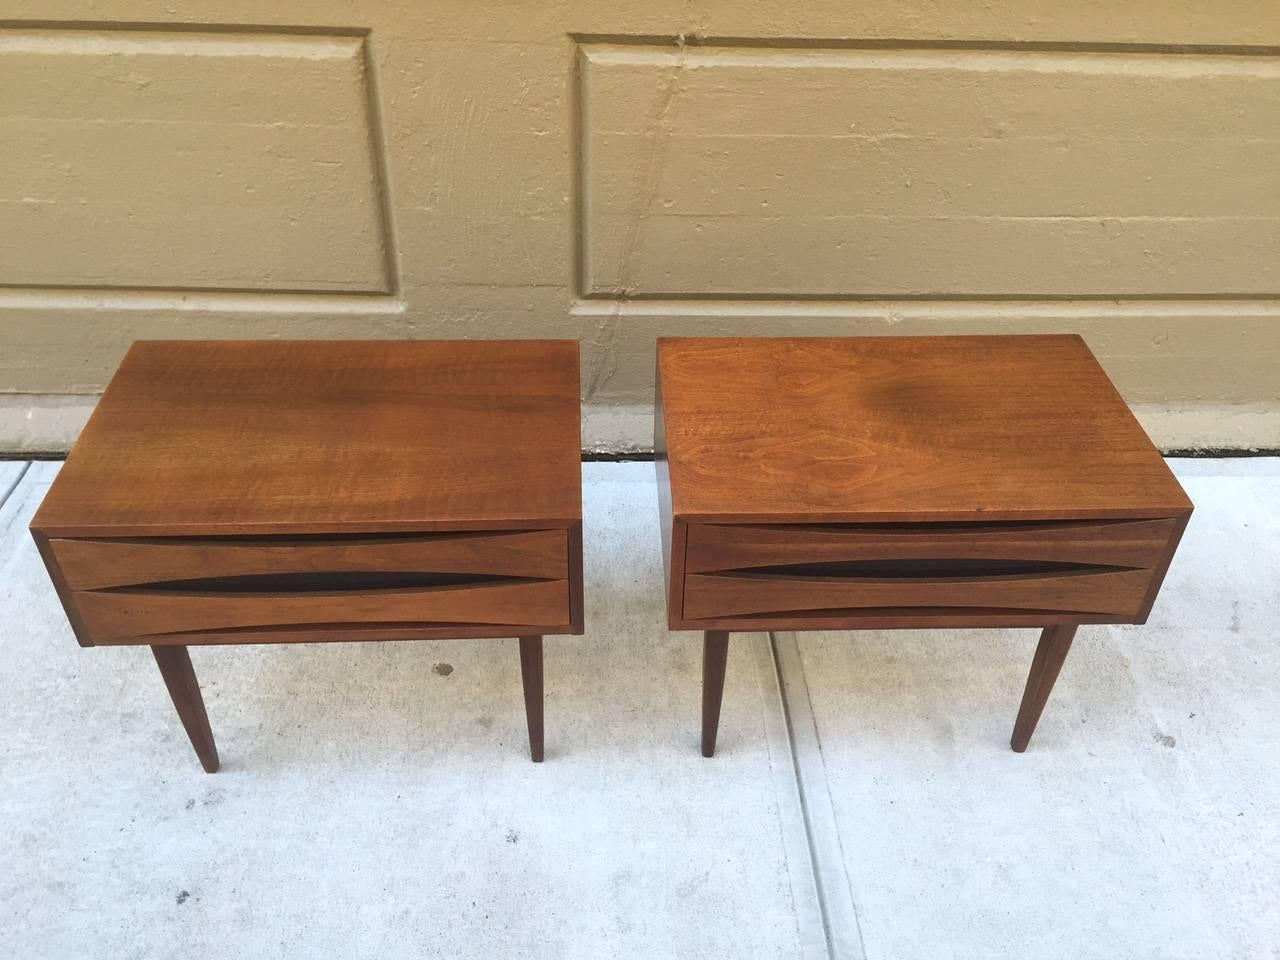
(73, 578, 570, 642)
(684, 567, 1155, 620)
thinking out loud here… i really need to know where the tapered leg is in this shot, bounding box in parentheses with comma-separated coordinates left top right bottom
(519, 636, 544, 762)
(1011, 624, 1078, 753)
(151, 645, 219, 773)
(702, 631, 730, 757)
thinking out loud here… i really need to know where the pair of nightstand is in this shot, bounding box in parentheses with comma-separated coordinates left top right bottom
(31, 336, 1191, 770)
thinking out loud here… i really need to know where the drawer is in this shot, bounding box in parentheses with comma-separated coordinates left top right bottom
(72, 578, 569, 642)
(682, 518, 1181, 623)
(51, 530, 572, 642)
(50, 529, 568, 590)
(686, 519, 1178, 573)
(685, 567, 1156, 620)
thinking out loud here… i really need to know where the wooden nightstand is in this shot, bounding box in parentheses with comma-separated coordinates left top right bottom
(31, 340, 583, 769)
(655, 335, 1192, 756)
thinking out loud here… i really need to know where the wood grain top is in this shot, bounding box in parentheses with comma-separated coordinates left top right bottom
(34, 340, 582, 536)
(657, 335, 1191, 523)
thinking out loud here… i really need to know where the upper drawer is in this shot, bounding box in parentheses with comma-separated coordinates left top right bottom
(681, 518, 1182, 623)
(49, 529, 568, 591)
(686, 519, 1179, 574)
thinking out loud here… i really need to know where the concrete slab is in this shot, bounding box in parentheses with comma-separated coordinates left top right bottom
(0, 462, 808, 959)
(0, 460, 26, 506)
(796, 458, 1280, 959)
(3, 459, 1276, 959)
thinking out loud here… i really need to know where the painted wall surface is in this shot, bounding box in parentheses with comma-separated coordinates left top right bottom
(1, 3, 1278, 451)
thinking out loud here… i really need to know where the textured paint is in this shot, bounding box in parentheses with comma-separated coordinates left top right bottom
(0, 28, 391, 292)
(0, 1, 1278, 450)
(581, 44, 1280, 296)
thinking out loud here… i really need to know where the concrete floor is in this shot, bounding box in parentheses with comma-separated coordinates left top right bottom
(1, 459, 1276, 959)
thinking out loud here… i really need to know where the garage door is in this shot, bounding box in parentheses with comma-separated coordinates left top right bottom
(1, 3, 1277, 449)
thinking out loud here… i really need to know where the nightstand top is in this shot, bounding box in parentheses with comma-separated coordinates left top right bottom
(657, 335, 1191, 523)
(34, 340, 582, 536)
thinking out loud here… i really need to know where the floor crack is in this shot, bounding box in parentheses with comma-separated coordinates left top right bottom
(615, 33, 689, 295)
(0, 460, 32, 512)
(764, 631, 869, 960)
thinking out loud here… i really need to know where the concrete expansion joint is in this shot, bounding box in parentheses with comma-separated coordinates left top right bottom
(757, 631, 869, 960)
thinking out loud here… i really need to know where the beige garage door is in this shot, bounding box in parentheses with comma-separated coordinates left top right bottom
(1, 3, 1278, 450)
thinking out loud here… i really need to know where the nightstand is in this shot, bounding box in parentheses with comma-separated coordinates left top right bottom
(32, 339, 583, 768)
(655, 335, 1191, 756)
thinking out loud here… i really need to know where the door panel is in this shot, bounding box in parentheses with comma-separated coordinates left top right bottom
(1, 2, 1277, 448)
(0, 27, 391, 293)
(581, 43, 1280, 297)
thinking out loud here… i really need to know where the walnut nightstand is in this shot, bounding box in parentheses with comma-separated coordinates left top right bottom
(31, 340, 584, 769)
(655, 335, 1192, 756)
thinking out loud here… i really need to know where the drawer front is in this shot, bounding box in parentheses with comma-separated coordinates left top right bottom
(73, 579, 569, 641)
(682, 518, 1181, 623)
(53, 530, 572, 642)
(685, 568, 1156, 620)
(50, 530, 568, 590)
(686, 519, 1178, 573)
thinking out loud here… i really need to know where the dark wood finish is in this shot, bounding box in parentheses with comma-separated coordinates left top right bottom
(656, 335, 1192, 754)
(32, 340, 581, 537)
(32, 340, 584, 769)
(1011, 624, 1078, 752)
(519, 636, 544, 763)
(673, 609, 1105, 632)
(566, 522, 585, 634)
(136, 623, 567, 646)
(685, 519, 1179, 573)
(1135, 512, 1193, 622)
(685, 567, 1155, 621)
(701, 631, 730, 757)
(653, 360, 690, 627)
(50, 529, 570, 590)
(73, 579, 571, 642)
(658, 335, 1191, 524)
(151, 645, 219, 773)
(30, 530, 94, 647)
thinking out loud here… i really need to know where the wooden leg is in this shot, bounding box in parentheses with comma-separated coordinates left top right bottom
(1011, 624, 1078, 753)
(702, 631, 730, 757)
(151, 645, 219, 773)
(519, 636, 544, 762)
